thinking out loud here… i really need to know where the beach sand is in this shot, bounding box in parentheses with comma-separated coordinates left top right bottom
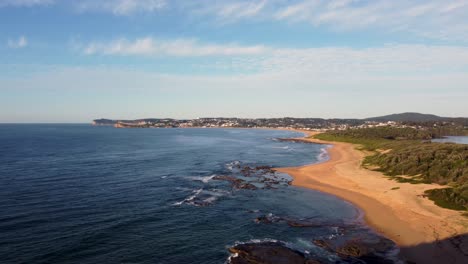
(276, 131, 468, 264)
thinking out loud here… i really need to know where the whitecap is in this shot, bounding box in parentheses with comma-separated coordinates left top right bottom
(271, 146, 290, 150)
(188, 174, 216, 183)
(317, 146, 330, 162)
(172, 188, 203, 206)
(225, 160, 241, 171)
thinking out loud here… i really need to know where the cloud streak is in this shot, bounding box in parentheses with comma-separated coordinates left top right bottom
(3, 1, 468, 41)
(81, 37, 468, 77)
(7, 36, 28, 48)
(82, 37, 269, 56)
(74, 0, 166, 15)
(0, 0, 53, 7)
(185, 0, 468, 41)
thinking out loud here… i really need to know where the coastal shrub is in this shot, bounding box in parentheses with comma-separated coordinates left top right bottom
(425, 188, 467, 211)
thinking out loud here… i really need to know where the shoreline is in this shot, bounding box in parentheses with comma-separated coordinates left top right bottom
(276, 131, 468, 264)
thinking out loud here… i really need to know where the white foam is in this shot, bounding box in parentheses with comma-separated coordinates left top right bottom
(317, 146, 330, 162)
(233, 238, 279, 246)
(203, 196, 218, 203)
(188, 174, 216, 183)
(225, 160, 241, 171)
(172, 188, 203, 206)
(272, 146, 290, 150)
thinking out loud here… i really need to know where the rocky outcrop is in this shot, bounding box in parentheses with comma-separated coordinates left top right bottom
(228, 242, 320, 264)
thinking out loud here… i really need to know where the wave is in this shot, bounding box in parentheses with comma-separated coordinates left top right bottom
(231, 238, 280, 246)
(225, 160, 241, 171)
(187, 174, 216, 183)
(172, 188, 229, 207)
(316, 146, 330, 162)
(172, 188, 203, 206)
(226, 238, 288, 264)
(271, 146, 290, 150)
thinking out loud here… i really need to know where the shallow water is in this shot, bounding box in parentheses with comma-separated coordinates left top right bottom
(432, 136, 468, 144)
(0, 125, 396, 263)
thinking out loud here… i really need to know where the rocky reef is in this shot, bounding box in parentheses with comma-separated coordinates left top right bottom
(213, 165, 291, 191)
(228, 241, 319, 264)
(228, 237, 396, 264)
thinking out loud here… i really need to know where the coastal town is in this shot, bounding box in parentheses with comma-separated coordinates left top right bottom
(93, 113, 468, 135)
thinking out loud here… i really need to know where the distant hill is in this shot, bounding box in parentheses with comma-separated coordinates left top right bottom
(367, 112, 446, 122)
(92, 118, 117, 125)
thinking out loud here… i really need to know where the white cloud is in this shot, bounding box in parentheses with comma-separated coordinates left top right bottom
(7, 36, 28, 48)
(74, 0, 166, 15)
(82, 37, 269, 56)
(0, 0, 53, 7)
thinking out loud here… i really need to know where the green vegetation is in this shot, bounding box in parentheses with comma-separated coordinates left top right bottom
(424, 188, 467, 211)
(314, 127, 468, 211)
(314, 127, 432, 151)
(390, 187, 400, 190)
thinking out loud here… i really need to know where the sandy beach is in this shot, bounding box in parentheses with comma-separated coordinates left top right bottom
(276, 131, 468, 264)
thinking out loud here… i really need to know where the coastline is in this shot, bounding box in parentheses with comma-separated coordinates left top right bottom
(276, 131, 468, 264)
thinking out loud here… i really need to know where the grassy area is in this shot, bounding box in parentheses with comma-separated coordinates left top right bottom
(313, 128, 468, 211)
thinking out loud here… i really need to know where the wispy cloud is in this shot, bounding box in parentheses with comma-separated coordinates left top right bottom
(82, 37, 268, 56)
(179, 0, 468, 41)
(4, 1, 467, 41)
(7, 36, 28, 48)
(0, 0, 53, 7)
(74, 0, 166, 15)
(272, 0, 468, 40)
(80, 36, 468, 76)
(215, 0, 267, 20)
(257, 44, 468, 76)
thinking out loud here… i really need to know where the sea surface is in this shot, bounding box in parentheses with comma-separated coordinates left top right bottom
(0, 125, 396, 263)
(432, 136, 468, 144)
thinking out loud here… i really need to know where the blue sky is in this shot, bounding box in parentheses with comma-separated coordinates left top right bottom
(1, 0, 468, 122)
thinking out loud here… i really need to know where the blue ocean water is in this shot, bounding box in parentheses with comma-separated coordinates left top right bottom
(0, 125, 393, 263)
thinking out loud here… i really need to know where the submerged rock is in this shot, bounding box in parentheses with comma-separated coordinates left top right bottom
(228, 241, 320, 264)
(286, 220, 323, 228)
(254, 213, 281, 224)
(313, 238, 396, 264)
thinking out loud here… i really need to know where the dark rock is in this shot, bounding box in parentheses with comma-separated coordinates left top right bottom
(238, 182, 258, 190)
(287, 220, 322, 228)
(336, 242, 369, 257)
(228, 241, 316, 264)
(312, 239, 332, 251)
(254, 214, 281, 224)
(313, 238, 395, 264)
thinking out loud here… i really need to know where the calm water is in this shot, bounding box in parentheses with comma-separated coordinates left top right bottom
(432, 136, 468, 144)
(0, 125, 393, 263)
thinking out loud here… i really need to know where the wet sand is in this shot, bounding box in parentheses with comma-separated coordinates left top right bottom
(276, 132, 468, 264)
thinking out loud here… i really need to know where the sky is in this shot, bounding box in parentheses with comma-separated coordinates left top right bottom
(1, 0, 468, 122)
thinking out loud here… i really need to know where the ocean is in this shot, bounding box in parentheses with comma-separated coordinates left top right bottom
(0, 125, 397, 263)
